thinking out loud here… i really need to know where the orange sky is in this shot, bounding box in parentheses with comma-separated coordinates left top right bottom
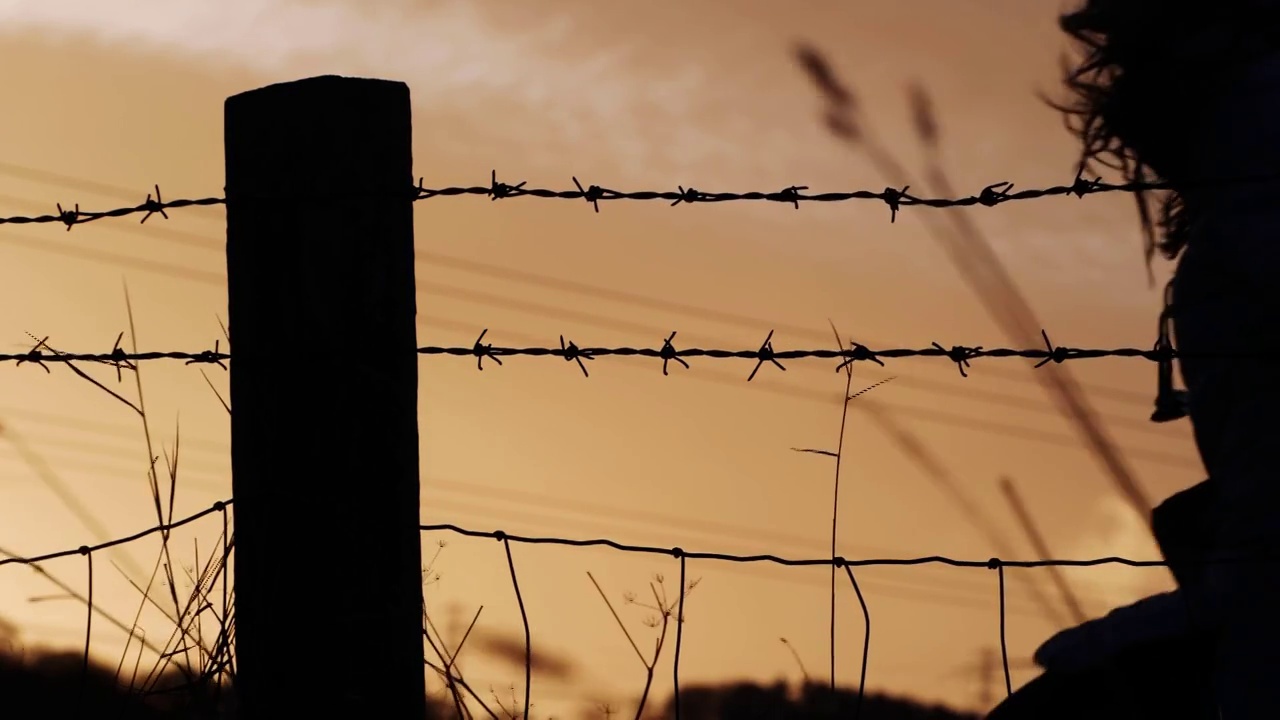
(0, 1, 1202, 717)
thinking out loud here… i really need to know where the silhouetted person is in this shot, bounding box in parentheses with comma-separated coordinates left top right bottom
(1030, 482, 1214, 672)
(1051, 2, 1280, 715)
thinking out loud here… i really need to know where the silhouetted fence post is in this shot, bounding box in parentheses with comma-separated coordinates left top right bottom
(225, 76, 424, 719)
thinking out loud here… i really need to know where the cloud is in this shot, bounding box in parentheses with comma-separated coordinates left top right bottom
(0, 0, 740, 182)
(0, 0, 524, 78)
(471, 628, 577, 681)
(1060, 494, 1171, 613)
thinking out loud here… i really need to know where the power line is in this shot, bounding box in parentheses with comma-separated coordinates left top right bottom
(0, 229, 223, 285)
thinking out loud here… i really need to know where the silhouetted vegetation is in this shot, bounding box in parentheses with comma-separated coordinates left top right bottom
(0, 643, 221, 720)
(0, 641, 985, 720)
(0, 642, 469, 719)
(651, 681, 977, 720)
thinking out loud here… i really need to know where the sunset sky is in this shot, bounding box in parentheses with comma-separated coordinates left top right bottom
(0, 1, 1202, 717)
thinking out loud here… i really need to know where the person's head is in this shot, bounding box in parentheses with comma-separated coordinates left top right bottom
(1052, 0, 1280, 272)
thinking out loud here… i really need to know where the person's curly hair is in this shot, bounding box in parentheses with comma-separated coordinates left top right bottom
(1051, 0, 1280, 275)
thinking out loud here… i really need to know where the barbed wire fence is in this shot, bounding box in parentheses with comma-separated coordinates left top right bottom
(8, 156, 1273, 716)
(0, 331, 1244, 377)
(0, 498, 1198, 715)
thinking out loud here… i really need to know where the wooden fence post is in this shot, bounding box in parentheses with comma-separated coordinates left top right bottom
(225, 76, 424, 718)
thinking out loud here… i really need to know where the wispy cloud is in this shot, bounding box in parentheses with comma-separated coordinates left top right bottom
(0, 0, 758, 182)
(0, 0, 1113, 279)
(1061, 494, 1170, 613)
(0, 0, 559, 86)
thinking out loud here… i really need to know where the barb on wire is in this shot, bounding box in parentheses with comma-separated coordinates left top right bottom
(834, 340, 884, 374)
(932, 342, 983, 378)
(22, 330, 137, 379)
(22, 331, 143, 417)
(0, 185, 226, 229)
(659, 332, 690, 376)
(8, 168, 1280, 228)
(748, 330, 785, 381)
(559, 335, 593, 377)
(471, 329, 501, 371)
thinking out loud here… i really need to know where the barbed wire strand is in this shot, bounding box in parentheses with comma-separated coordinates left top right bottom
(7, 169, 1280, 231)
(0, 330, 1250, 381)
